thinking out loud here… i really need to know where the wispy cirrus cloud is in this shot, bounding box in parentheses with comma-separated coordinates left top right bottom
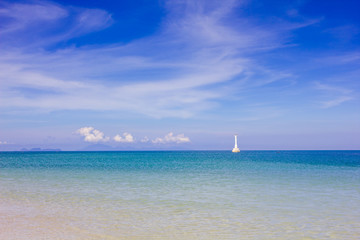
(320, 96, 353, 109)
(314, 82, 354, 108)
(314, 82, 352, 95)
(324, 25, 359, 43)
(0, 0, 318, 118)
(314, 51, 360, 66)
(0, 1, 112, 47)
(0, 1, 68, 34)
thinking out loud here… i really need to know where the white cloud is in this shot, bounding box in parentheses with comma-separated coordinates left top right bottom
(0, 141, 8, 144)
(74, 129, 190, 144)
(140, 136, 149, 143)
(152, 132, 190, 144)
(76, 127, 110, 143)
(113, 132, 135, 143)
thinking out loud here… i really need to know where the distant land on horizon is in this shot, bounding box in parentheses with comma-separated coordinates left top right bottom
(20, 148, 62, 152)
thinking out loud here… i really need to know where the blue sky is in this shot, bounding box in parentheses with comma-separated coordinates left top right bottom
(0, 0, 359, 150)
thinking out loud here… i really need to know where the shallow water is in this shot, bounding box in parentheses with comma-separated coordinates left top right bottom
(1, 151, 359, 239)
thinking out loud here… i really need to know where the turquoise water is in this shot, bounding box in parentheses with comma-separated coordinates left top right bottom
(1, 151, 359, 239)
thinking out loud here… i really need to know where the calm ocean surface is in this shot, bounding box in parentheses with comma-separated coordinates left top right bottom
(1, 151, 359, 239)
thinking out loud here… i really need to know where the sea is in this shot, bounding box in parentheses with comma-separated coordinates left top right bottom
(0, 151, 359, 239)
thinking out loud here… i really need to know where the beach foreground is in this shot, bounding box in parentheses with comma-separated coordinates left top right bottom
(1, 151, 359, 239)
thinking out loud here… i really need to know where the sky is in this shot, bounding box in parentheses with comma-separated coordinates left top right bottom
(0, 0, 359, 150)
